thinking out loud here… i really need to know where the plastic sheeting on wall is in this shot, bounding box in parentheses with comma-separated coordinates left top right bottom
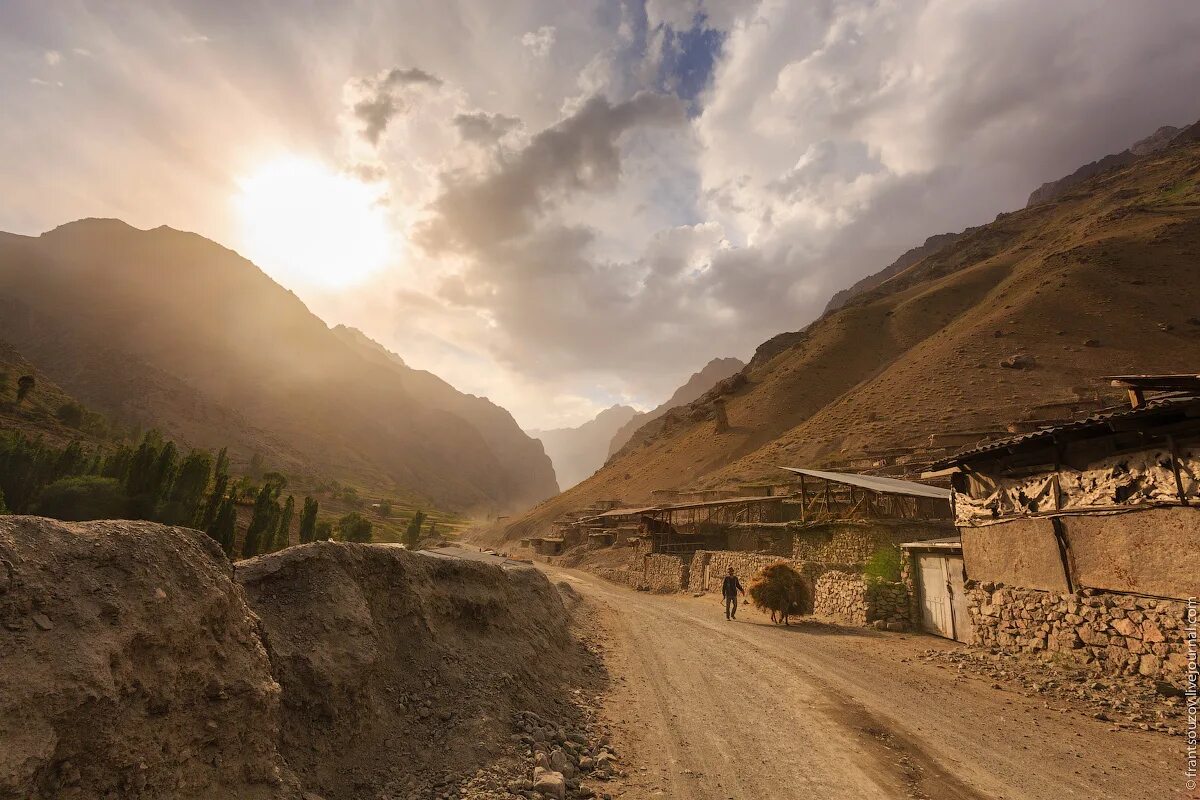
(955, 445, 1199, 526)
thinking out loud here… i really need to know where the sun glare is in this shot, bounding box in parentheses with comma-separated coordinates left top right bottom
(234, 156, 394, 289)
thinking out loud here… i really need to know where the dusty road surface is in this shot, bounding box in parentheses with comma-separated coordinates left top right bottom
(543, 565, 1186, 800)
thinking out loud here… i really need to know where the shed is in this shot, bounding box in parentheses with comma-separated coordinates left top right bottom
(778, 467, 953, 522)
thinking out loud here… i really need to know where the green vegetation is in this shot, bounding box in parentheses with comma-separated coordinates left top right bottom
(403, 510, 426, 550)
(298, 496, 319, 543)
(0, 429, 326, 561)
(34, 476, 128, 521)
(337, 511, 373, 543)
(314, 520, 333, 541)
(863, 544, 902, 583)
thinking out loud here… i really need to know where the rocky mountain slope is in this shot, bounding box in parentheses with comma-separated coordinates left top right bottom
(1026, 125, 1180, 207)
(606, 357, 744, 458)
(0, 220, 557, 511)
(822, 231, 970, 315)
(500, 125, 1200, 541)
(531, 404, 638, 490)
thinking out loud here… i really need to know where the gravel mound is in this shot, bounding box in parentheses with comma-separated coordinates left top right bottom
(0, 517, 302, 800)
(235, 542, 582, 800)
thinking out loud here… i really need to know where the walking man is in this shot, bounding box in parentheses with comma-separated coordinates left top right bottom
(722, 567, 745, 620)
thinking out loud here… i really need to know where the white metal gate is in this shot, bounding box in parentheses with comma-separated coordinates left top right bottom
(917, 553, 970, 643)
(918, 554, 954, 639)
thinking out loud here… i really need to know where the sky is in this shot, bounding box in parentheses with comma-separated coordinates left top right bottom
(2, 0, 1200, 430)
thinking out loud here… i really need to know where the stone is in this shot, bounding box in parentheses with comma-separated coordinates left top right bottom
(30, 612, 53, 631)
(1138, 655, 1162, 677)
(1110, 618, 1139, 638)
(531, 768, 566, 800)
(1141, 620, 1165, 643)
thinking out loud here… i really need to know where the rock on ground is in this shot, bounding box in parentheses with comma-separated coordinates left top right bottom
(0, 517, 302, 800)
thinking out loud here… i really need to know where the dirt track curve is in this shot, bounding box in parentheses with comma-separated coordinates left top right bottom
(544, 565, 1185, 800)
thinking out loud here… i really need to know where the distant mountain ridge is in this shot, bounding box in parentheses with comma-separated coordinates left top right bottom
(0, 219, 558, 511)
(606, 357, 745, 458)
(530, 404, 638, 490)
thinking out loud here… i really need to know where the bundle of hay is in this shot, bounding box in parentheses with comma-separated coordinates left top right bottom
(747, 562, 812, 625)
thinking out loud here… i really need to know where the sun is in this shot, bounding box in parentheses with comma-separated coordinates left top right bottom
(234, 156, 394, 289)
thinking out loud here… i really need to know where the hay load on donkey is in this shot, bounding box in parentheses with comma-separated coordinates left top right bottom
(748, 562, 812, 626)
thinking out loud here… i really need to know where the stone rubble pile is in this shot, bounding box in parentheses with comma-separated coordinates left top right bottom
(509, 710, 620, 800)
(917, 646, 1187, 736)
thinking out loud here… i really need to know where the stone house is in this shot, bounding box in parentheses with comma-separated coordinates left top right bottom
(928, 375, 1200, 681)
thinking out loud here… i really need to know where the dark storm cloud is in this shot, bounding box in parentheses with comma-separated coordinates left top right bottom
(352, 66, 443, 144)
(418, 91, 684, 255)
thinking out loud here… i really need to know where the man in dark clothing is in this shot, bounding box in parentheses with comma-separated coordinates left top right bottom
(721, 567, 745, 620)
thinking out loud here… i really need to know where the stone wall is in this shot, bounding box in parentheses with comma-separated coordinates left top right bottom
(593, 568, 640, 589)
(687, 551, 787, 594)
(966, 583, 1190, 681)
(812, 570, 910, 628)
(642, 554, 689, 593)
(792, 521, 953, 565)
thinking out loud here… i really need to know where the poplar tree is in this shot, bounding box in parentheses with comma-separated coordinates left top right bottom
(273, 494, 295, 551)
(403, 510, 426, 550)
(208, 497, 237, 557)
(298, 496, 319, 543)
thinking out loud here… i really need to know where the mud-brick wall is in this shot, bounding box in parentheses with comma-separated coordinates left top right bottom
(812, 570, 910, 627)
(593, 568, 640, 589)
(643, 554, 688, 593)
(792, 522, 953, 565)
(966, 585, 1191, 681)
(687, 551, 786, 593)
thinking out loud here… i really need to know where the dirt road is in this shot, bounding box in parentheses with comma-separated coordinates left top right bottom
(545, 566, 1186, 800)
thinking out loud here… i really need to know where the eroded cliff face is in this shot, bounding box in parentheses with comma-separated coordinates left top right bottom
(0, 518, 582, 800)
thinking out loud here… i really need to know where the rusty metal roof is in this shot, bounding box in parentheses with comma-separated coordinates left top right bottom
(929, 394, 1200, 470)
(779, 467, 951, 500)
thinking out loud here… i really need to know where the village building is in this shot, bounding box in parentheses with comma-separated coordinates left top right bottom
(925, 374, 1200, 680)
(552, 468, 954, 626)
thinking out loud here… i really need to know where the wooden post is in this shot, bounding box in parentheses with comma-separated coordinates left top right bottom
(1127, 388, 1145, 409)
(799, 474, 808, 523)
(1167, 435, 1190, 506)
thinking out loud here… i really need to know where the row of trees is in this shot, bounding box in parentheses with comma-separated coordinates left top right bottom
(0, 430, 327, 559)
(0, 430, 442, 555)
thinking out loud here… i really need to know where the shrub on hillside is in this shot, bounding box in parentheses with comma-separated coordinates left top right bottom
(748, 562, 811, 625)
(337, 512, 373, 543)
(33, 476, 129, 521)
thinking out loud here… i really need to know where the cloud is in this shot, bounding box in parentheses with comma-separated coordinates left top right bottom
(419, 91, 685, 255)
(453, 110, 522, 145)
(521, 25, 556, 58)
(350, 66, 443, 144)
(43, 50, 61, 66)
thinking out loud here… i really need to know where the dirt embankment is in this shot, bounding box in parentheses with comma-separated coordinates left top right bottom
(236, 543, 582, 800)
(0, 518, 589, 800)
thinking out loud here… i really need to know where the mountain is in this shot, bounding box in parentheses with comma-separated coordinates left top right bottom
(332, 325, 559, 497)
(530, 405, 638, 490)
(0, 219, 558, 511)
(606, 357, 745, 458)
(500, 123, 1200, 541)
(823, 231, 971, 315)
(1026, 125, 1180, 207)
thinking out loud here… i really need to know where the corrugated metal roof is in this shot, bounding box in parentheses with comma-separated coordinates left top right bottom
(584, 505, 661, 520)
(929, 395, 1200, 470)
(779, 467, 952, 499)
(654, 494, 781, 511)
